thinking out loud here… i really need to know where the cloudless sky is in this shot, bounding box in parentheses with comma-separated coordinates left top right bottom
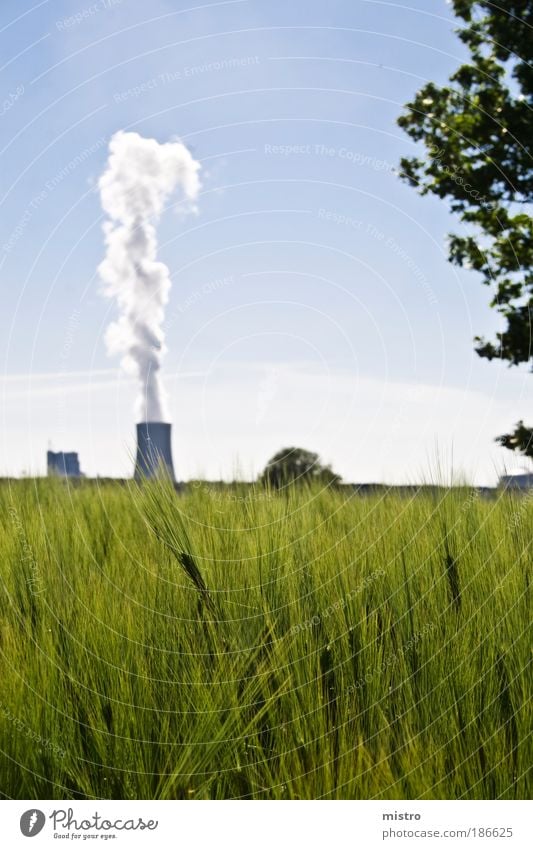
(1, 0, 531, 483)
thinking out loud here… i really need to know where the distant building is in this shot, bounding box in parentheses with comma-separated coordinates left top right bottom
(499, 473, 533, 491)
(47, 451, 83, 478)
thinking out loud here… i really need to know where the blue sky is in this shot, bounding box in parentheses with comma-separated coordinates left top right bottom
(1, 0, 530, 483)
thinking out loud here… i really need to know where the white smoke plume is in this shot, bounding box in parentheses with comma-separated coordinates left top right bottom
(98, 130, 201, 421)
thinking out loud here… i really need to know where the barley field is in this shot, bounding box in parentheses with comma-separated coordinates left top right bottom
(0, 479, 531, 799)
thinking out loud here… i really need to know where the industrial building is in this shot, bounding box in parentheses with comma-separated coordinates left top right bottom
(499, 473, 533, 490)
(47, 451, 83, 478)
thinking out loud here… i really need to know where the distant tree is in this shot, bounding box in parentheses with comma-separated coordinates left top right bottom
(260, 447, 341, 489)
(397, 0, 533, 457)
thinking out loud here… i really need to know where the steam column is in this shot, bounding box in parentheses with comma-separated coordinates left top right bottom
(134, 422, 176, 481)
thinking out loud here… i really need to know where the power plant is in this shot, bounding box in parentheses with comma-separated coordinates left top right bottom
(95, 132, 200, 486)
(134, 422, 176, 482)
(47, 451, 83, 478)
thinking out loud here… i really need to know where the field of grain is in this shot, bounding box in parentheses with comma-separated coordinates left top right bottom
(0, 479, 530, 799)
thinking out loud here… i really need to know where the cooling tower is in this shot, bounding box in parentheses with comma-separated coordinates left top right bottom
(134, 422, 176, 481)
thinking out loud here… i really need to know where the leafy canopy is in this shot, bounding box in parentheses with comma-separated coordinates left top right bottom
(398, 0, 533, 457)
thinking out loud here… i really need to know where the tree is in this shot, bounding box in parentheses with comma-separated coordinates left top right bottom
(397, 0, 533, 458)
(260, 447, 341, 489)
